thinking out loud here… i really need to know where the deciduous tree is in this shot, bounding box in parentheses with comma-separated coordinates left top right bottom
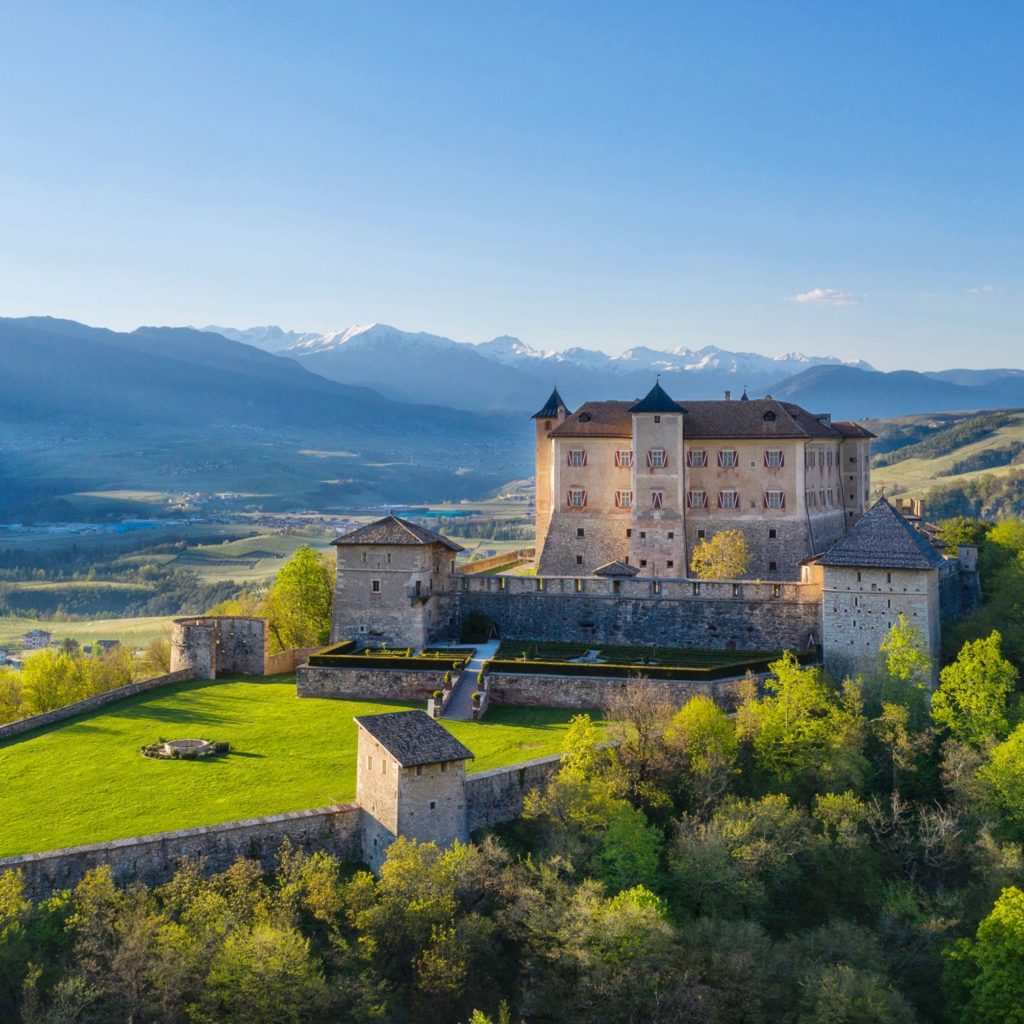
(689, 529, 752, 579)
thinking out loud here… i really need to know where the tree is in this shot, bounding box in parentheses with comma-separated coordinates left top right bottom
(879, 614, 932, 720)
(595, 804, 664, 893)
(141, 632, 172, 677)
(262, 545, 334, 652)
(979, 724, 1024, 839)
(689, 529, 752, 579)
(606, 684, 674, 809)
(945, 886, 1024, 1024)
(663, 695, 738, 817)
(931, 631, 1018, 747)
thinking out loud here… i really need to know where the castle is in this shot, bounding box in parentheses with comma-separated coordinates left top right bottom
(533, 382, 873, 579)
(328, 384, 980, 676)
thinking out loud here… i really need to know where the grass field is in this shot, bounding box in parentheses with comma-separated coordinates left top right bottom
(171, 533, 335, 583)
(0, 675, 601, 857)
(0, 615, 176, 650)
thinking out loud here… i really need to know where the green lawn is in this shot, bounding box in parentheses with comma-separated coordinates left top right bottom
(0, 676, 599, 857)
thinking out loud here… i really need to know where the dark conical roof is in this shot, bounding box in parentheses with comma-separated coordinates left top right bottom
(629, 380, 681, 414)
(532, 387, 568, 419)
(331, 514, 463, 552)
(818, 498, 946, 570)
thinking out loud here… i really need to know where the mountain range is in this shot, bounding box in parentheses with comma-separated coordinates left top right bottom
(205, 322, 1024, 419)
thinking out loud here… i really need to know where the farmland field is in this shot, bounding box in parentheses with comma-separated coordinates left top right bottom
(0, 675, 602, 856)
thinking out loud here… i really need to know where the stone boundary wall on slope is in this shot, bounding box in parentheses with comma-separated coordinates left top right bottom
(296, 664, 449, 702)
(486, 671, 745, 711)
(0, 670, 194, 743)
(465, 754, 562, 831)
(0, 804, 364, 902)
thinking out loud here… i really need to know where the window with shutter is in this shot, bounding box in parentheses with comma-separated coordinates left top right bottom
(567, 489, 587, 508)
(614, 449, 634, 468)
(614, 490, 633, 508)
(764, 449, 783, 468)
(686, 449, 708, 467)
(764, 490, 784, 509)
(718, 449, 738, 468)
(567, 449, 587, 467)
(651, 490, 664, 509)
(647, 448, 667, 468)
(718, 490, 739, 509)
(687, 490, 708, 508)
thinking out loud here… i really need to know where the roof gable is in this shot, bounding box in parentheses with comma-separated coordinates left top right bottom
(332, 515, 463, 551)
(818, 498, 947, 570)
(354, 710, 474, 767)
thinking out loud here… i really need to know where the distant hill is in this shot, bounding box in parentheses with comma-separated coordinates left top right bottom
(867, 407, 1024, 518)
(771, 365, 1024, 420)
(0, 317, 529, 517)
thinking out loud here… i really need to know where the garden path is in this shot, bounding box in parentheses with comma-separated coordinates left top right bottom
(441, 640, 499, 721)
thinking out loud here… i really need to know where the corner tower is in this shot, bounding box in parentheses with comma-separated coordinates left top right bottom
(628, 380, 687, 577)
(532, 387, 569, 565)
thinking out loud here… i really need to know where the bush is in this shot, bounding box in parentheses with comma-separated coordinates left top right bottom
(433, 690, 443, 699)
(477, 670, 485, 688)
(213, 741, 230, 754)
(444, 671, 452, 685)
(471, 691, 482, 703)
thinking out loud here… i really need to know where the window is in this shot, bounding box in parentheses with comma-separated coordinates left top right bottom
(639, 559, 647, 567)
(718, 490, 739, 509)
(819, 489, 826, 506)
(574, 578, 582, 591)
(651, 490, 664, 509)
(536, 578, 544, 591)
(668, 531, 674, 539)
(576, 527, 585, 537)
(818, 451, 825, 468)
(615, 449, 634, 468)
(718, 449, 738, 468)
(697, 529, 706, 539)
(440, 762, 447, 773)
(429, 800, 437, 809)
(567, 488, 587, 508)
(647, 448, 668, 468)
(769, 528, 777, 539)
(361, 551, 367, 564)
(687, 490, 708, 508)
(654, 415, 661, 423)
(769, 561, 778, 571)
(827, 451, 834, 467)
(763, 490, 785, 509)
(764, 449, 784, 468)
(763, 410, 777, 422)
(614, 490, 633, 508)
(371, 579, 381, 593)
(687, 448, 708, 467)
(416, 765, 423, 776)
(386, 552, 392, 564)
(626, 528, 632, 538)
(576, 555, 583, 565)
(358, 624, 367, 633)
(567, 449, 587, 467)
(652, 580, 661, 594)
(639, 531, 646, 538)
(732, 583, 740, 596)
(666, 560, 674, 568)
(381, 759, 386, 774)
(693, 582, 701, 595)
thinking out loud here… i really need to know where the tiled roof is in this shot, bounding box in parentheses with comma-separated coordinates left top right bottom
(353, 710, 474, 767)
(548, 395, 868, 441)
(532, 387, 569, 419)
(594, 559, 641, 577)
(332, 515, 464, 551)
(817, 498, 947, 570)
(630, 380, 683, 414)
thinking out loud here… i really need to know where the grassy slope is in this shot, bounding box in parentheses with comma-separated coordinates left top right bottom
(0, 676, 600, 857)
(0, 615, 176, 649)
(870, 410, 1024, 498)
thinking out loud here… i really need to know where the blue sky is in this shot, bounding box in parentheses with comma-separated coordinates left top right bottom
(0, 2, 1020, 369)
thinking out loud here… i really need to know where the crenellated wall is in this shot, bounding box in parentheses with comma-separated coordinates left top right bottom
(170, 617, 266, 678)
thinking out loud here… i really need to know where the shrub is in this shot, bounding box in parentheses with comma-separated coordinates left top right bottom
(213, 741, 230, 754)
(444, 671, 452, 685)
(471, 691, 482, 703)
(433, 690, 443, 699)
(476, 670, 485, 688)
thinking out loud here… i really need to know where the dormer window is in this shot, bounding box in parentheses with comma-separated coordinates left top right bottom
(763, 411, 776, 422)
(578, 412, 591, 423)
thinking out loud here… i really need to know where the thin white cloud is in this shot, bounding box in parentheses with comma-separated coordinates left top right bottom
(966, 284, 995, 294)
(789, 287, 862, 307)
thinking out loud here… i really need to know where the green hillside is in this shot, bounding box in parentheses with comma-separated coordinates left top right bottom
(868, 408, 1024, 518)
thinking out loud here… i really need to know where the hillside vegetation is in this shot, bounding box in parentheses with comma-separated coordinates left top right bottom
(868, 408, 1024, 517)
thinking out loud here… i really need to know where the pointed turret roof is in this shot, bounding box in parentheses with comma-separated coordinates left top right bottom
(629, 379, 682, 414)
(331, 514, 463, 552)
(817, 498, 946, 570)
(532, 387, 569, 419)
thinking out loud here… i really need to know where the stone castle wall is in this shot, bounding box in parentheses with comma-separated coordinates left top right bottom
(297, 665, 449, 701)
(0, 804, 364, 902)
(485, 671, 745, 711)
(454, 575, 821, 650)
(465, 754, 562, 831)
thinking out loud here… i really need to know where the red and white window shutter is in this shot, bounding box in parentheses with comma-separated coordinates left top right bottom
(718, 490, 739, 509)
(718, 449, 738, 468)
(614, 490, 633, 508)
(647, 448, 667, 469)
(567, 449, 587, 467)
(687, 449, 708, 468)
(567, 489, 587, 508)
(614, 449, 634, 468)
(651, 490, 664, 509)
(764, 449, 784, 468)
(763, 490, 785, 509)
(687, 490, 708, 508)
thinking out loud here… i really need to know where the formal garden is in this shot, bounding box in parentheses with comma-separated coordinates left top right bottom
(0, 673, 602, 857)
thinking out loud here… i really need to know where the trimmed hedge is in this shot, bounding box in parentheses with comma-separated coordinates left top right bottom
(306, 653, 471, 671)
(483, 648, 818, 683)
(315, 640, 359, 656)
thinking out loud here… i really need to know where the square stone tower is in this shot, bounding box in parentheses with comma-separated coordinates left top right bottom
(331, 516, 464, 648)
(354, 710, 474, 872)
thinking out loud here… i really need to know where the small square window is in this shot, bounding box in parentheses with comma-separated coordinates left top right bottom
(769, 529, 777, 539)
(697, 529, 706, 540)
(654, 415, 661, 423)
(577, 527, 585, 538)
(667, 531, 674, 539)
(769, 561, 778, 571)
(429, 800, 437, 810)
(640, 559, 648, 567)
(639, 531, 646, 539)
(576, 555, 583, 565)
(666, 560, 674, 568)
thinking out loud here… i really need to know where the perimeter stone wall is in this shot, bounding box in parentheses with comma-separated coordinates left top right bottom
(0, 804, 364, 902)
(170, 617, 266, 678)
(465, 754, 563, 831)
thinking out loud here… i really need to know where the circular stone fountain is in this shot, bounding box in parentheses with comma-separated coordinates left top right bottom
(161, 739, 214, 757)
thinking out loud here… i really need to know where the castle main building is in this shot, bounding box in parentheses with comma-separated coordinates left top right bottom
(534, 382, 874, 579)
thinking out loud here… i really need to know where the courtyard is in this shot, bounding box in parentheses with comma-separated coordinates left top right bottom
(0, 674, 602, 858)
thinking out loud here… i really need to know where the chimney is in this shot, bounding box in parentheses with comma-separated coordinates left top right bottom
(723, 390, 731, 401)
